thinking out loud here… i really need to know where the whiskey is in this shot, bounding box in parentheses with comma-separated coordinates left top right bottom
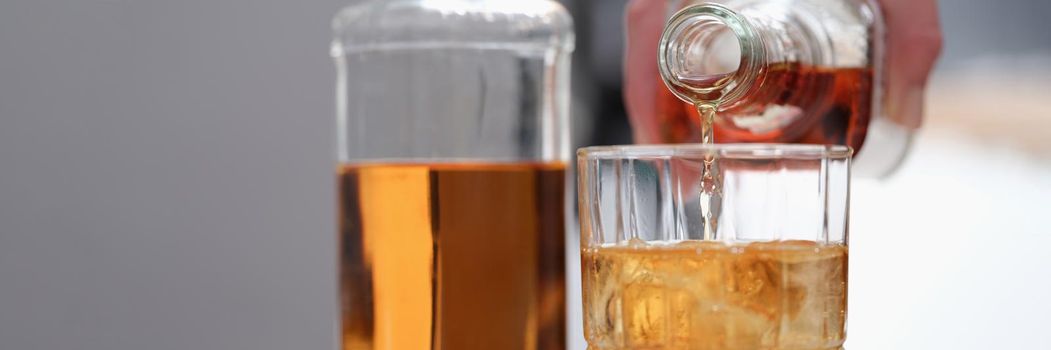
(339, 162, 566, 350)
(582, 240, 847, 350)
(656, 64, 873, 152)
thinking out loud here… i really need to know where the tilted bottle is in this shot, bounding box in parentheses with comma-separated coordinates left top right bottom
(638, 0, 906, 177)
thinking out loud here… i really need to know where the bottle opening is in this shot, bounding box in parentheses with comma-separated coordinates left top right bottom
(669, 16, 741, 88)
(659, 4, 762, 106)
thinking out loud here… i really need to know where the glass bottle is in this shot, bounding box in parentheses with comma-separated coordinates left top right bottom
(331, 1, 573, 349)
(640, 0, 904, 177)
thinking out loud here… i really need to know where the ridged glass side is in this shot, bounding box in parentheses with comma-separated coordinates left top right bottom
(579, 144, 850, 246)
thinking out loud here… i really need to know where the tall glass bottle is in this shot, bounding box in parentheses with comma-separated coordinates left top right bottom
(331, 1, 574, 349)
(634, 0, 904, 177)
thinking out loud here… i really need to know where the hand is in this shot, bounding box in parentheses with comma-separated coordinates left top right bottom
(879, 0, 943, 128)
(624, 0, 943, 143)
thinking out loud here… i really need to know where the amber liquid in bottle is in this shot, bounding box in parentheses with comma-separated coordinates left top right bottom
(339, 163, 566, 350)
(657, 64, 873, 152)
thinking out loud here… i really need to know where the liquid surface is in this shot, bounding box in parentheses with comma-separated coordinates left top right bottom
(658, 65, 873, 151)
(582, 240, 847, 350)
(340, 162, 566, 350)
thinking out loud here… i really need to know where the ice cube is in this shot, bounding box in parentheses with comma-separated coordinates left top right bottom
(623, 283, 668, 347)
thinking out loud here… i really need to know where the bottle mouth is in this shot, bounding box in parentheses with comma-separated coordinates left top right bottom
(658, 3, 763, 107)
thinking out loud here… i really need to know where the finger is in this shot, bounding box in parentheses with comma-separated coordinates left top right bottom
(880, 0, 943, 128)
(624, 0, 667, 144)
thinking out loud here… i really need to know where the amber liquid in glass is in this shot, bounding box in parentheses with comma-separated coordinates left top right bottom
(582, 240, 847, 350)
(657, 64, 873, 152)
(339, 162, 566, 350)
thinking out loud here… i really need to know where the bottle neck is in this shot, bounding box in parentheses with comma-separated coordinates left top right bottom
(658, 3, 829, 109)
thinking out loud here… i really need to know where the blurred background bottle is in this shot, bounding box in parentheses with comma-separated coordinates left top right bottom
(332, 0, 574, 349)
(636, 0, 905, 177)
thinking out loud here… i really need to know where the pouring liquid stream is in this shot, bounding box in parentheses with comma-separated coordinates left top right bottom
(696, 103, 721, 241)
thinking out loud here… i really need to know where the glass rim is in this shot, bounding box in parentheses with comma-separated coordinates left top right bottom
(577, 143, 853, 160)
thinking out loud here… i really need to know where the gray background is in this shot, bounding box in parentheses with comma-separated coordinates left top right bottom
(1, 1, 1050, 350)
(0, 1, 343, 349)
